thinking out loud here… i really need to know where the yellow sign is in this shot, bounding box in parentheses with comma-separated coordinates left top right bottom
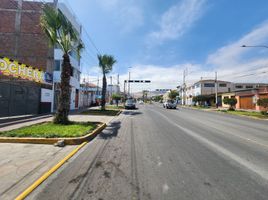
(0, 57, 45, 83)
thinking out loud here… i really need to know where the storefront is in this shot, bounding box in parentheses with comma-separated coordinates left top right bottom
(0, 57, 52, 117)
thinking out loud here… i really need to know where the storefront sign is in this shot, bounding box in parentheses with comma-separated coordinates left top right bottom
(0, 57, 45, 83)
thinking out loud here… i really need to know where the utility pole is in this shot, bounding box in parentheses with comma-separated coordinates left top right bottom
(215, 71, 218, 108)
(117, 74, 120, 95)
(182, 69, 187, 105)
(117, 74, 120, 85)
(128, 71, 131, 96)
(110, 76, 113, 103)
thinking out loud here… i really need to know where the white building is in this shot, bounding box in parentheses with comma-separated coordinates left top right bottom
(52, 3, 82, 111)
(79, 83, 102, 108)
(183, 79, 268, 106)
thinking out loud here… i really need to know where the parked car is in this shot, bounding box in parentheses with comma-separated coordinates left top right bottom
(138, 100, 144, 104)
(125, 99, 136, 109)
(163, 100, 177, 109)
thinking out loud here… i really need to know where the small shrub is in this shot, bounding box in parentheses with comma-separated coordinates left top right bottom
(260, 110, 268, 115)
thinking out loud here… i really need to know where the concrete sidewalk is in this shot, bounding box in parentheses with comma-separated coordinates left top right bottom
(0, 112, 118, 199)
(0, 143, 77, 200)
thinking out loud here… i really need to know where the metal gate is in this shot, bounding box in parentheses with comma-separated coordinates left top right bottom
(0, 82, 40, 117)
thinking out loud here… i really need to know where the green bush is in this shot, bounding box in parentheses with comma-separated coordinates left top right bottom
(223, 97, 237, 111)
(257, 98, 268, 108)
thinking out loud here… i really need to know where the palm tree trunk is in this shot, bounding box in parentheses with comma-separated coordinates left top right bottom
(54, 54, 71, 124)
(101, 74, 107, 110)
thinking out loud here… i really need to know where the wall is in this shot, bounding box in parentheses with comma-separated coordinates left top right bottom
(0, 0, 54, 73)
(221, 93, 235, 108)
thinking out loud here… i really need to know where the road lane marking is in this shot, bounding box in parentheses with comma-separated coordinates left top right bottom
(150, 109, 268, 181)
(162, 183, 169, 194)
(156, 106, 268, 150)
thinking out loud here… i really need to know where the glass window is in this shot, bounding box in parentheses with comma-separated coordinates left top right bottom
(246, 85, 253, 88)
(204, 83, 215, 87)
(236, 85, 243, 89)
(54, 60, 61, 71)
(219, 83, 227, 87)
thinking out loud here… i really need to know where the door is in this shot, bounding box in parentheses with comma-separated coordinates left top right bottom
(9, 85, 27, 116)
(0, 83, 10, 117)
(240, 96, 254, 110)
(0, 82, 40, 117)
(75, 89, 79, 108)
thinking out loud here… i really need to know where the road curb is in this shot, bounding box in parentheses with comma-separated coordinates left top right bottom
(180, 106, 268, 121)
(0, 123, 107, 145)
(15, 141, 88, 200)
(117, 110, 123, 116)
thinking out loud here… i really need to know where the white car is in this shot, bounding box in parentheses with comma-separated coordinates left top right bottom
(163, 100, 177, 109)
(125, 99, 136, 109)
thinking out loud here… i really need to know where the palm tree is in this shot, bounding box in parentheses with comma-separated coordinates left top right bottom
(40, 5, 83, 124)
(97, 54, 117, 110)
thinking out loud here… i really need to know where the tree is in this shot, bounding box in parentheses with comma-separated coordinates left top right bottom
(223, 97, 237, 111)
(257, 98, 268, 114)
(97, 54, 117, 110)
(40, 5, 84, 124)
(112, 94, 122, 107)
(153, 95, 163, 102)
(168, 90, 179, 100)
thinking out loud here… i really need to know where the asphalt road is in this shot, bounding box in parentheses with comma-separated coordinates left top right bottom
(31, 103, 268, 200)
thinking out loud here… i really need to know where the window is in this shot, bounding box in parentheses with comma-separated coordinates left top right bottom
(204, 83, 215, 87)
(246, 85, 253, 89)
(54, 60, 61, 71)
(219, 83, 227, 87)
(236, 85, 243, 89)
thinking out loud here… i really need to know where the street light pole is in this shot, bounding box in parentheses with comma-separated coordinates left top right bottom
(241, 45, 268, 49)
(215, 71, 218, 108)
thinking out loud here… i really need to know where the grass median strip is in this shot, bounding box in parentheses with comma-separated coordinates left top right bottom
(0, 122, 97, 138)
(219, 110, 268, 119)
(105, 105, 124, 110)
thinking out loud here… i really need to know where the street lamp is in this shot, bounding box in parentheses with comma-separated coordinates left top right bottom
(241, 45, 268, 48)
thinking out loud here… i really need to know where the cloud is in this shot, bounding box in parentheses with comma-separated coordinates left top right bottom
(96, 0, 144, 33)
(205, 21, 268, 83)
(207, 21, 268, 68)
(149, 0, 207, 43)
(116, 63, 202, 92)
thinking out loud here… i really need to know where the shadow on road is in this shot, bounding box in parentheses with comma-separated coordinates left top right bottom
(99, 121, 121, 139)
(122, 111, 143, 116)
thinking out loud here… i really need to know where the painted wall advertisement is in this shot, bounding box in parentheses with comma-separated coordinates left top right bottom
(0, 57, 52, 84)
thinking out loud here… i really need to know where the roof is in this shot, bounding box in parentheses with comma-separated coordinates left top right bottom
(196, 79, 232, 84)
(80, 83, 97, 88)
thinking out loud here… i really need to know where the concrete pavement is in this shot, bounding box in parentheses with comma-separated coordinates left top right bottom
(0, 112, 116, 200)
(0, 143, 76, 200)
(29, 103, 268, 200)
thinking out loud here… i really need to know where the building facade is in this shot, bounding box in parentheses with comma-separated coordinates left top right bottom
(0, 0, 82, 117)
(79, 83, 102, 108)
(182, 79, 268, 106)
(0, 0, 53, 117)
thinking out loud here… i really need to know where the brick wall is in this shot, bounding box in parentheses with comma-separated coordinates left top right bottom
(0, 0, 53, 73)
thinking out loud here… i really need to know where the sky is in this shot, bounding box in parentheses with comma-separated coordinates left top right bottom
(62, 0, 268, 92)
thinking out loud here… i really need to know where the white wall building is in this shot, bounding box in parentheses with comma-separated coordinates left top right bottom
(183, 79, 268, 106)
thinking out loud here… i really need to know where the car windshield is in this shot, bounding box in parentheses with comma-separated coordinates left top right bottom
(126, 99, 134, 104)
(167, 100, 174, 103)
